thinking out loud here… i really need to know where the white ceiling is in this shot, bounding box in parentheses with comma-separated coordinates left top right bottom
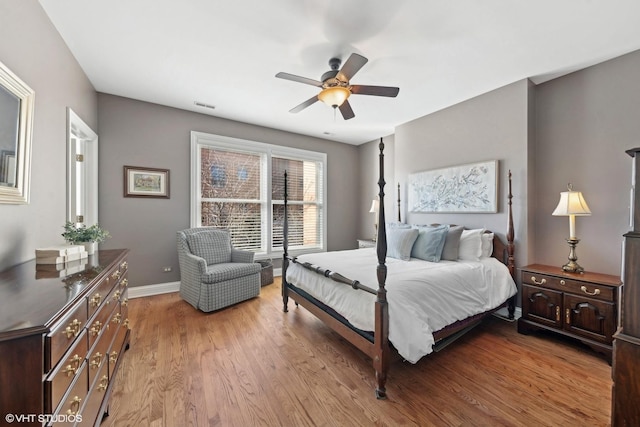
(39, 0, 640, 145)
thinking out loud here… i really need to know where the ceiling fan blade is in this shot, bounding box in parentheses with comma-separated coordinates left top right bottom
(339, 100, 355, 120)
(337, 53, 368, 82)
(276, 72, 323, 87)
(351, 85, 399, 97)
(290, 95, 319, 113)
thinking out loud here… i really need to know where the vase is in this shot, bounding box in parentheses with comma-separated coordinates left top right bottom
(82, 241, 97, 255)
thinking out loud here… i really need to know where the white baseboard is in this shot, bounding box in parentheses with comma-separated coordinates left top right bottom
(128, 269, 283, 299)
(128, 281, 180, 299)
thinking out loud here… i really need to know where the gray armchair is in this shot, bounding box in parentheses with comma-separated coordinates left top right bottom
(177, 227, 261, 312)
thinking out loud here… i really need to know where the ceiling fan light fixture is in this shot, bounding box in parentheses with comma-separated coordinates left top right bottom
(318, 86, 350, 108)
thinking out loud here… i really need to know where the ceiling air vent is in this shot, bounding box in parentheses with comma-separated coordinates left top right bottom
(194, 101, 215, 110)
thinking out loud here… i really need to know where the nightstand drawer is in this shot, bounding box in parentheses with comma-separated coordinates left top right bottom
(521, 271, 615, 302)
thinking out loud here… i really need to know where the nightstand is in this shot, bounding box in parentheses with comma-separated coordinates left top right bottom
(357, 239, 376, 248)
(517, 264, 622, 361)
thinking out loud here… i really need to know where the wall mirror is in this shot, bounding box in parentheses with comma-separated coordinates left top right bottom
(0, 60, 34, 204)
(67, 108, 98, 226)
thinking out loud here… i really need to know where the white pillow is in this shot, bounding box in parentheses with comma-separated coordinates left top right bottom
(481, 232, 494, 258)
(458, 228, 485, 261)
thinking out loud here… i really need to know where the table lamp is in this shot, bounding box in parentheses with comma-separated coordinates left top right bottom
(369, 199, 379, 241)
(552, 184, 591, 273)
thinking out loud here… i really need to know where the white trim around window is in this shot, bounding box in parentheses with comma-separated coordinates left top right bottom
(190, 131, 327, 258)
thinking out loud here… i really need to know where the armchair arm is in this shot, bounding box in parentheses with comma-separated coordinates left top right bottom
(184, 252, 208, 273)
(231, 248, 254, 263)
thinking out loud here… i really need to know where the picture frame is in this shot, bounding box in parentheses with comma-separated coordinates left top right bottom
(123, 166, 170, 198)
(408, 160, 498, 213)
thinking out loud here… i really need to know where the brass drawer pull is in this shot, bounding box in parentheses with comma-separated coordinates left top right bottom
(90, 352, 103, 369)
(124, 318, 130, 328)
(90, 293, 102, 308)
(113, 290, 121, 301)
(121, 278, 128, 287)
(531, 276, 546, 285)
(122, 298, 129, 307)
(555, 306, 560, 322)
(63, 319, 82, 339)
(121, 261, 128, 270)
(109, 351, 119, 364)
(112, 270, 121, 280)
(112, 313, 122, 324)
(565, 308, 571, 325)
(90, 320, 103, 337)
(98, 375, 109, 392)
(62, 354, 82, 377)
(66, 396, 82, 416)
(581, 285, 601, 296)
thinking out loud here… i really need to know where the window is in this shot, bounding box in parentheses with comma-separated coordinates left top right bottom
(191, 131, 326, 257)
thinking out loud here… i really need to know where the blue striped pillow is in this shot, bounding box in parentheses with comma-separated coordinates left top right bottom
(411, 224, 449, 262)
(387, 228, 419, 261)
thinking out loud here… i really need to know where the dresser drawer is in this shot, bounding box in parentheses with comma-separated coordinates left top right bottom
(78, 360, 110, 427)
(52, 361, 88, 426)
(45, 329, 88, 414)
(521, 271, 615, 302)
(87, 304, 117, 387)
(47, 299, 88, 373)
(87, 275, 115, 318)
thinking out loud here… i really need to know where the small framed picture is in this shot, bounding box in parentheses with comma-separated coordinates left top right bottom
(124, 166, 170, 198)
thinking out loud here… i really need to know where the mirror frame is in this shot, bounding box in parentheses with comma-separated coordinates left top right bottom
(0, 60, 34, 204)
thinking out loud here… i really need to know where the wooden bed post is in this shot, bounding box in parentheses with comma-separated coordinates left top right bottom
(506, 170, 516, 319)
(282, 170, 289, 312)
(397, 183, 401, 222)
(374, 138, 390, 399)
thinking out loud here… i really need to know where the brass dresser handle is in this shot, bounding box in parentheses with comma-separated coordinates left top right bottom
(581, 285, 600, 296)
(63, 319, 82, 339)
(531, 276, 546, 285)
(66, 396, 82, 415)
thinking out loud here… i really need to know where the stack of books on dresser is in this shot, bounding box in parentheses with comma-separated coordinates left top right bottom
(35, 245, 89, 278)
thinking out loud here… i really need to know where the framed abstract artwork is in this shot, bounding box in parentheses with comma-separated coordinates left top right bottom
(124, 166, 170, 198)
(408, 160, 498, 213)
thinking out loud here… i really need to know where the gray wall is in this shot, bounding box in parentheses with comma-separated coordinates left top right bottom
(357, 135, 395, 241)
(0, 0, 97, 271)
(358, 49, 640, 279)
(97, 94, 360, 287)
(386, 80, 532, 270)
(534, 49, 640, 276)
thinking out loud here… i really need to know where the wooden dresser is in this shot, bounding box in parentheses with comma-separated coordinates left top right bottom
(0, 249, 130, 426)
(518, 263, 622, 362)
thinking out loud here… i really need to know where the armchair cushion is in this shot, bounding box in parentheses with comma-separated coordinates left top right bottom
(187, 231, 232, 265)
(202, 262, 262, 284)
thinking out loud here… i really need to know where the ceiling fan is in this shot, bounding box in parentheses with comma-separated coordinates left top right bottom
(275, 53, 399, 120)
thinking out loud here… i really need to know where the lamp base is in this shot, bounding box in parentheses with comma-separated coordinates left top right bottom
(562, 238, 584, 273)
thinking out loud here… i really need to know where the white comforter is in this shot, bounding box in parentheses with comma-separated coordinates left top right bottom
(285, 248, 517, 363)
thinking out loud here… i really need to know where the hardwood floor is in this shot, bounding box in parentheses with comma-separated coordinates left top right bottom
(104, 278, 612, 426)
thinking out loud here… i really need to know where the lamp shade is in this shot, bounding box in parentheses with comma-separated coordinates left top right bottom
(318, 86, 350, 108)
(369, 199, 379, 213)
(552, 190, 592, 216)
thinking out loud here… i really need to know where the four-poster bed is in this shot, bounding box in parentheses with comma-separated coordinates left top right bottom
(281, 139, 517, 399)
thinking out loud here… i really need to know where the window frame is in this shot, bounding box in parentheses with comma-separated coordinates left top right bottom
(190, 131, 327, 258)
